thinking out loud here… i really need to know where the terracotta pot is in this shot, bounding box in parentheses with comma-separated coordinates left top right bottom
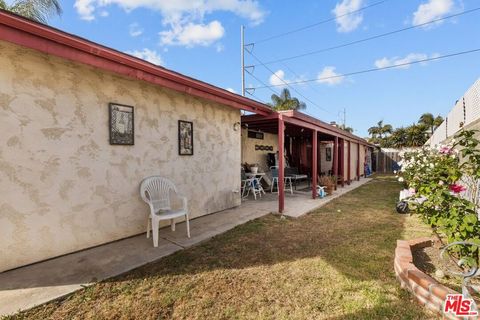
(326, 185, 334, 195)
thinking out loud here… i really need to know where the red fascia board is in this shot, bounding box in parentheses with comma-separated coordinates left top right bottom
(0, 10, 272, 116)
(287, 111, 371, 145)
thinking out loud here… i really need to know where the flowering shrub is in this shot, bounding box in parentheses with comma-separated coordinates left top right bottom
(398, 130, 480, 265)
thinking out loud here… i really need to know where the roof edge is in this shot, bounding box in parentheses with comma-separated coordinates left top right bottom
(0, 10, 272, 116)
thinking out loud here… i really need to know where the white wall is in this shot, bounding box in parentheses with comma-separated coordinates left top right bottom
(428, 78, 480, 147)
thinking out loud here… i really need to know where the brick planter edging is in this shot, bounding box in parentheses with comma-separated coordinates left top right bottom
(394, 237, 466, 320)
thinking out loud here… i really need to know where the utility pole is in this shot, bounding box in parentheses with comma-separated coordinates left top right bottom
(241, 25, 245, 96)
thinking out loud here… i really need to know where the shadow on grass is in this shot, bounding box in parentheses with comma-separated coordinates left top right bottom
(10, 176, 434, 319)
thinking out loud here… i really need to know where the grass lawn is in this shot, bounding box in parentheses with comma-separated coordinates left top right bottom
(7, 176, 437, 319)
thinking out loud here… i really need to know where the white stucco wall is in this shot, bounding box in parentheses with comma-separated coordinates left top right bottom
(241, 129, 278, 172)
(0, 40, 241, 272)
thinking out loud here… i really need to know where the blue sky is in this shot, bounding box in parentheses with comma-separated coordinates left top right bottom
(47, 0, 480, 137)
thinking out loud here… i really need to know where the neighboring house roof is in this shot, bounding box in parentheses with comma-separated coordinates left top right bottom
(0, 10, 272, 116)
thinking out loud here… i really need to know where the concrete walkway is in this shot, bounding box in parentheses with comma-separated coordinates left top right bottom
(0, 178, 371, 316)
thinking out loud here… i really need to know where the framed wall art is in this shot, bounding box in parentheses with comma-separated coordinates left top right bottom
(109, 103, 134, 145)
(326, 147, 332, 162)
(178, 120, 193, 155)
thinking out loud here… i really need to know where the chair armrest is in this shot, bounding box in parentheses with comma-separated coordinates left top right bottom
(177, 193, 188, 213)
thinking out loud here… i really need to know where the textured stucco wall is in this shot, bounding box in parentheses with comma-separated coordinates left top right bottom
(0, 40, 241, 272)
(241, 129, 278, 171)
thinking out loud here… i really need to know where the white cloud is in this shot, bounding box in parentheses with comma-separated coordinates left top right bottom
(99, 10, 109, 17)
(317, 66, 344, 85)
(74, 0, 266, 47)
(332, 0, 364, 33)
(160, 20, 225, 47)
(268, 69, 307, 88)
(127, 48, 164, 65)
(129, 23, 143, 37)
(374, 53, 437, 69)
(412, 0, 455, 27)
(226, 87, 236, 93)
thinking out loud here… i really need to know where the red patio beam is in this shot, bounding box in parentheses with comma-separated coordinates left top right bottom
(278, 115, 285, 213)
(347, 141, 351, 185)
(340, 139, 345, 187)
(357, 143, 361, 181)
(312, 129, 318, 199)
(333, 137, 338, 190)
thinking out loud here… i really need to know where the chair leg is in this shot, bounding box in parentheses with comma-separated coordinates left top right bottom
(152, 218, 160, 247)
(171, 219, 175, 231)
(186, 214, 191, 238)
(146, 217, 151, 238)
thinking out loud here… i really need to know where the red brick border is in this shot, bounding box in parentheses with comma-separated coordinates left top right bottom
(394, 238, 470, 320)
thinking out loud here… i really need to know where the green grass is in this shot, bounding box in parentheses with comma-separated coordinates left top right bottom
(6, 175, 437, 319)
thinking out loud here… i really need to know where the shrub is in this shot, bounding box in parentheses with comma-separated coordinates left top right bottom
(398, 130, 480, 266)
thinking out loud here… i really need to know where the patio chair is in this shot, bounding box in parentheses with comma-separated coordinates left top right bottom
(241, 168, 265, 200)
(270, 166, 293, 194)
(140, 176, 190, 247)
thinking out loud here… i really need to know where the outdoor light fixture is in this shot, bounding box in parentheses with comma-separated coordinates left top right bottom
(233, 122, 241, 131)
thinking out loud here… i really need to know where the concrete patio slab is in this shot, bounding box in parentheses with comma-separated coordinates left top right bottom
(0, 177, 371, 317)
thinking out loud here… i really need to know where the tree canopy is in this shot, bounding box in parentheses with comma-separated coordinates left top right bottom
(367, 113, 444, 148)
(268, 88, 307, 111)
(0, 0, 62, 23)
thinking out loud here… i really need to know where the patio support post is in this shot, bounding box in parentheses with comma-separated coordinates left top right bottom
(333, 137, 338, 190)
(340, 139, 345, 187)
(357, 143, 360, 181)
(347, 140, 351, 185)
(278, 114, 285, 213)
(312, 129, 318, 199)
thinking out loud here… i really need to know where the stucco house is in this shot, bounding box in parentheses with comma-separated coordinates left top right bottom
(0, 10, 272, 273)
(0, 10, 373, 273)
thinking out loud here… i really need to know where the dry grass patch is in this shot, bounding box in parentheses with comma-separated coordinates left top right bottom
(6, 175, 436, 319)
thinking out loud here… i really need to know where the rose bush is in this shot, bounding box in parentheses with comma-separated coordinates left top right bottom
(398, 130, 480, 266)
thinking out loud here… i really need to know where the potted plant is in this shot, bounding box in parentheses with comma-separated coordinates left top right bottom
(250, 163, 259, 174)
(318, 175, 335, 195)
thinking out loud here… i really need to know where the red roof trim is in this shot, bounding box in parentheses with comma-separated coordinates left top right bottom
(242, 111, 372, 146)
(0, 10, 272, 116)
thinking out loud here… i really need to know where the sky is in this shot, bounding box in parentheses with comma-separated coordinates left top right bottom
(43, 0, 480, 137)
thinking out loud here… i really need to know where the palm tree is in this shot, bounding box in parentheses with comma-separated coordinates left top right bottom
(368, 120, 392, 139)
(405, 124, 429, 147)
(433, 115, 444, 128)
(418, 113, 434, 134)
(0, 0, 62, 24)
(342, 126, 354, 133)
(418, 113, 443, 135)
(269, 88, 307, 111)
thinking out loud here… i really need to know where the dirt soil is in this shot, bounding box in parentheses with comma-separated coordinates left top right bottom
(412, 240, 479, 302)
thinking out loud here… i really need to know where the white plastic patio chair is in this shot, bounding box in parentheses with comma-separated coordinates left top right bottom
(140, 176, 190, 247)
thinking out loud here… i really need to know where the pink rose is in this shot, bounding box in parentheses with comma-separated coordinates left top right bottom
(439, 146, 453, 155)
(449, 184, 466, 193)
